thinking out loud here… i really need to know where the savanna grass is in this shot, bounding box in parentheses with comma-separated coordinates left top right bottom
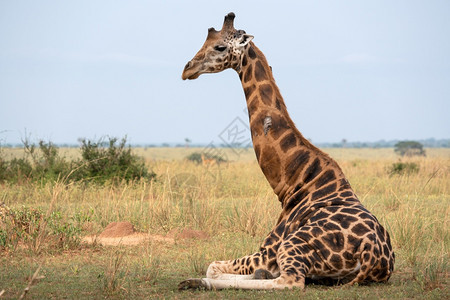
(0, 148, 448, 298)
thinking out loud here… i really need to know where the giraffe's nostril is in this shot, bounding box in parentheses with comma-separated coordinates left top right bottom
(185, 61, 192, 70)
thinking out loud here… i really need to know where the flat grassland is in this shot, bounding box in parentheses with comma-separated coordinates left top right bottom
(0, 148, 449, 299)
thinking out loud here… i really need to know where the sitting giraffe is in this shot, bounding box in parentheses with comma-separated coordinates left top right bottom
(179, 12, 394, 290)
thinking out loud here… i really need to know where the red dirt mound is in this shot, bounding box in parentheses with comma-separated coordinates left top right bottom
(99, 221, 135, 238)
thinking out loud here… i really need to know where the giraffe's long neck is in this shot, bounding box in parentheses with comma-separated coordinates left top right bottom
(237, 42, 349, 211)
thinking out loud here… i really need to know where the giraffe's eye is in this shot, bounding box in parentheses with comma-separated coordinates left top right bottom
(214, 45, 227, 52)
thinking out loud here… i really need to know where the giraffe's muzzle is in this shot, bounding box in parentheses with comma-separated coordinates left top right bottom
(182, 60, 201, 80)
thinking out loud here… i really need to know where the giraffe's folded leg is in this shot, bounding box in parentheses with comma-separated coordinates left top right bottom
(178, 277, 304, 291)
(205, 254, 279, 280)
(195, 274, 304, 290)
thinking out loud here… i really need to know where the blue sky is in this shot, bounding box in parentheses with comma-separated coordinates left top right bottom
(1, 1, 449, 145)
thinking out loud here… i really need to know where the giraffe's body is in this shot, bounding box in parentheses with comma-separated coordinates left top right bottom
(180, 13, 394, 290)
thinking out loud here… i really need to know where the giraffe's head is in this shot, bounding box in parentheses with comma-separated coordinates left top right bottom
(182, 12, 254, 80)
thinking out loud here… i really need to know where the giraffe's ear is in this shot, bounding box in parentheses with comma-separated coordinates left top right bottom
(237, 34, 254, 47)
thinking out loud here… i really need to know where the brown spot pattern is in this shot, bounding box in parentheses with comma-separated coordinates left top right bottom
(255, 61, 268, 81)
(285, 150, 310, 182)
(244, 64, 253, 83)
(248, 46, 257, 59)
(259, 84, 273, 105)
(280, 133, 297, 153)
(268, 114, 291, 140)
(259, 146, 281, 188)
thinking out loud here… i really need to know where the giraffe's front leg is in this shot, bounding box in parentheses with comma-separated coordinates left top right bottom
(178, 250, 279, 290)
(178, 260, 254, 291)
(206, 249, 280, 280)
(206, 260, 256, 280)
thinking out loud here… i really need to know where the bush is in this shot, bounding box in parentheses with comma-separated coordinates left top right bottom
(388, 162, 419, 176)
(0, 137, 156, 184)
(74, 137, 156, 184)
(0, 206, 43, 251)
(185, 152, 202, 164)
(0, 140, 70, 183)
(0, 158, 33, 183)
(31, 141, 73, 182)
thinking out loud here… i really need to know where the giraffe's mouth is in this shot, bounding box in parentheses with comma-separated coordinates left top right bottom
(182, 60, 202, 80)
(182, 69, 200, 80)
(186, 72, 200, 80)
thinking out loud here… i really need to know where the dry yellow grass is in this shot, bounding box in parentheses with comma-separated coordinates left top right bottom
(0, 147, 449, 298)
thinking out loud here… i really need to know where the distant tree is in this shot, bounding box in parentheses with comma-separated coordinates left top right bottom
(184, 138, 191, 148)
(394, 141, 426, 157)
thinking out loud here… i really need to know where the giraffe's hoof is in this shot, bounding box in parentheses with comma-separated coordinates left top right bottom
(178, 278, 210, 290)
(254, 269, 275, 280)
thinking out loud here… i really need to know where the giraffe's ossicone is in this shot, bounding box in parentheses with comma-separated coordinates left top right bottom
(179, 12, 394, 291)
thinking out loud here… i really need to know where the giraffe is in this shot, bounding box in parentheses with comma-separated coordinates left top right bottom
(179, 12, 394, 290)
